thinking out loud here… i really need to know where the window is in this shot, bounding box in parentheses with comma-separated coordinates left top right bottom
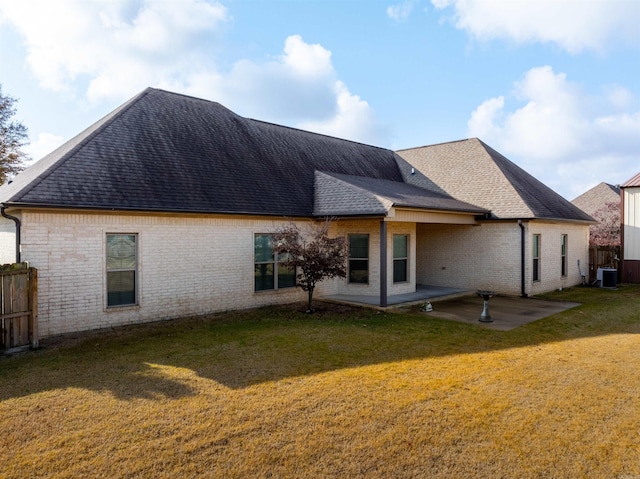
(561, 234, 568, 277)
(393, 235, 408, 283)
(533, 234, 541, 282)
(349, 234, 369, 284)
(106, 234, 137, 307)
(254, 234, 295, 291)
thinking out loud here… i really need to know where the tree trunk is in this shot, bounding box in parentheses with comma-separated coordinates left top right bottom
(307, 287, 315, 313)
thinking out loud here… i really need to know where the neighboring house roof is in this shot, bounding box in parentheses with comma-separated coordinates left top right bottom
(621, 172, 640, 188)
(2, 88, 438, 217)
(396, 138, 594, 222)
(571, 182, 620, 216)
(314, 171, 488, 217)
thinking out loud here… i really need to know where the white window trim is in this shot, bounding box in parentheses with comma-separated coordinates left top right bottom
(105, 233, 139, 309)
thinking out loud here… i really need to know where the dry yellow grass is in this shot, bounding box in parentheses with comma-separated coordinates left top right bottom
(1, 287, 640, 478)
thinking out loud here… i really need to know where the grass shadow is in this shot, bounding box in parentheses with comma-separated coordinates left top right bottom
(1, 285, 639, 398)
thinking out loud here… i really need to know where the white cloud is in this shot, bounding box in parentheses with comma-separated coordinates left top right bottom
(468, 95, 504, 140)
(605, 85, 634, 110)
(387, 1, 415, 22)
(0, 1, 388, 146)
(186, 34, 338, 121)
(468, 66, 640, 199)
(298, 81, 389, 146)
(282, 34, 334, 77)
(431, 0, 640, 53)
(186, 35, 390, 145)
(0, 0, 229, 101)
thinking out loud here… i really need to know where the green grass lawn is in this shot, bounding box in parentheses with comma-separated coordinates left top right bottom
(1, 286, 640, 478)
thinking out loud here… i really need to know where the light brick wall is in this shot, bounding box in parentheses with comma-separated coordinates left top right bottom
(321, 219, 382, 297)
(18, 209, 588, 337)
(528, 221, 590, 295)
(417, 221, 589, 296)
(319, 219, 417, 298)
(0, 216, 17, 265)
(21, 211, 311, 337)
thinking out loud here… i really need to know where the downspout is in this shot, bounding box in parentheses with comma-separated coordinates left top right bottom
(1, 206, 21, 263)
(518, 219, 527, 298)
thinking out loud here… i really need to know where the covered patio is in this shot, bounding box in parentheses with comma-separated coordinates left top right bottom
(321, 284, 470, 308)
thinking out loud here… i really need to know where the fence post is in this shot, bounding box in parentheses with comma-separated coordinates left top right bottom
(29, 268, 38, 348)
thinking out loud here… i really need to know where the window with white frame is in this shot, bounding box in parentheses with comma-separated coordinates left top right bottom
(561, 234, 568, 277)
(393, 234, 408, 283)
(254, 234, 295, 291)
(106, 233, 138, 307)
(533, 234, 541, 282)
(348, 234, 369, 284)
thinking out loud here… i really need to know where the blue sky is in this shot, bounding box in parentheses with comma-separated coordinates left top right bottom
(1, 0, 639, 200)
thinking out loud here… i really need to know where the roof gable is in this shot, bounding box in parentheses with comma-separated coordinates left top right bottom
(571, 182, 620, 216)
(314, 171, 487, 216)
(396, 138, 593, 222)
(314, 172, 392, 216)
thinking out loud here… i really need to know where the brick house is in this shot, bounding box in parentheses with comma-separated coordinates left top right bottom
(0, 88, 593, 338)
(396, 139, 594, 297)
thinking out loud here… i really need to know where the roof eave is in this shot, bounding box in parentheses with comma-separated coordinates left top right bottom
(0, 202, 313, 218)
(394, 204, 489, 216)
(475, 215, 596, 225)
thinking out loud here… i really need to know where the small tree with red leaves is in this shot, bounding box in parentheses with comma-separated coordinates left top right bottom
(590, 201, 621, 247)
(271, 219, 347, 313)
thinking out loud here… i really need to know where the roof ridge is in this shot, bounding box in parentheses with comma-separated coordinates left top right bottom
(395, 137, 477, 152)
(474, 140, 538, 217)
(475, 138, 538, 217)
(5, 88, 154, 204)
(149, 87, 236, 113)
(325, 170, 457, 200)
(478, 140, 592, 221)
(246, 117, 390, 151)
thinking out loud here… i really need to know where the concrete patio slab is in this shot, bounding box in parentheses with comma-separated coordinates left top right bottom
(321, 285, 471, 307)
(419, 295, 581, 331)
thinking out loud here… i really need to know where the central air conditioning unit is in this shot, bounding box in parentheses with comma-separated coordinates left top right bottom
(597, 267, 617, 288)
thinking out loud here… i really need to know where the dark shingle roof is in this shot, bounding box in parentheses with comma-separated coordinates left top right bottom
(1, 88, 407, 217)
(480, 141, 595, 222)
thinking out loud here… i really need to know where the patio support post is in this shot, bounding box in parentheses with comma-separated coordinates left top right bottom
(380, 220, 388, 307)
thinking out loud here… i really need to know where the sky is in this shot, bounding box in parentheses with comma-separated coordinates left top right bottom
(0, 0, 639, 200)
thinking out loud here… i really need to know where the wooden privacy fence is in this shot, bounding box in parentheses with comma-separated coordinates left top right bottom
(0, 263, 38, 352)
(588, 246, 620, 283)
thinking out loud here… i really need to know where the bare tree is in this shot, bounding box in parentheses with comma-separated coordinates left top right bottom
(272, 219, 347, 312)
(0, 85, 29, 184)
(590, 201, 620, 247)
